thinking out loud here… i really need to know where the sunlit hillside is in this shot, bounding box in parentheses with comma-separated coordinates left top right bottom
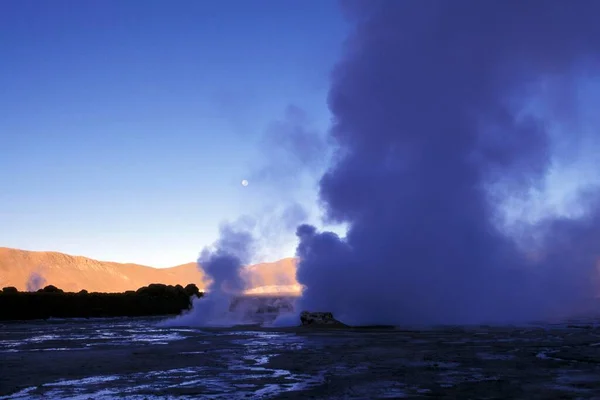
(0, 247, 299, 294)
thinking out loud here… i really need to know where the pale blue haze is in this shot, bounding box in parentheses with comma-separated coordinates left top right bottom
(2, 0, 598, 269)
(0, 0, 347, 266)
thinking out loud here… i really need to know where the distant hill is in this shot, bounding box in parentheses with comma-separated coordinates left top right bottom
(0, 247, 299, 294)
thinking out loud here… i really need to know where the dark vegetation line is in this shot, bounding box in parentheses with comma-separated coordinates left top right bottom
(0, 284, 203, 321)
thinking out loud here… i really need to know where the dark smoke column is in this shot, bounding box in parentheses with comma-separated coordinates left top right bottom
(296, 0, 600, 326)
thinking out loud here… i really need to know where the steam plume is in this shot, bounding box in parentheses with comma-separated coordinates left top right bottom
(294, 0, 600, 326)
(26, 271, 46, 292)
(163, 105, 325, 326)
(246, 104, 328, 261)
(252, 104, 327, 193)
(162, 220, 255, 326)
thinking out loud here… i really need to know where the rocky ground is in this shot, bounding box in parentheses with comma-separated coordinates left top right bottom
(2, 318, 600, 398)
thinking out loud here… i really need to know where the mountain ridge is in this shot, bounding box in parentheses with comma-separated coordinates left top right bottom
(0, 247, 299, 294)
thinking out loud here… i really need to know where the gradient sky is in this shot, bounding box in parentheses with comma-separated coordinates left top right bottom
(1, 0, 347, 267)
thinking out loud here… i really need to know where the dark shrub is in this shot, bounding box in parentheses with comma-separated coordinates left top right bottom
(0, 282, 200, 320)
(41, 285, 64, 293)
(184, 283, 200, 297)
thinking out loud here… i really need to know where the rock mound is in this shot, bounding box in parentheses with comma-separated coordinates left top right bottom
(300, 311, 348, 328)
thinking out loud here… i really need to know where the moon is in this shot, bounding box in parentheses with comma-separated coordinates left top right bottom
(241, 179, 249, 187)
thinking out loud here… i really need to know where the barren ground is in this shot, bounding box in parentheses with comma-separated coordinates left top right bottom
(2, 317, 600, 399)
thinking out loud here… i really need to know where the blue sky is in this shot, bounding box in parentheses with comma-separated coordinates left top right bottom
(0, 0, 348, 267)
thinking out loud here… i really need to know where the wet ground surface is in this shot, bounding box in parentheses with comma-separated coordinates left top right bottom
(2, 317, 600, 399)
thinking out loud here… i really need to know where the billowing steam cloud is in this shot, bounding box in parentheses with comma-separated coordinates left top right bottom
(294, 0, 600, 326)
(200, 221, 254, 296)
(163, 105, 325, 326)
(247, 105, 328, 262)
(26, 271, 46, 292)
(252, 104, 328, 195)
(162, 220, 255, 327)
